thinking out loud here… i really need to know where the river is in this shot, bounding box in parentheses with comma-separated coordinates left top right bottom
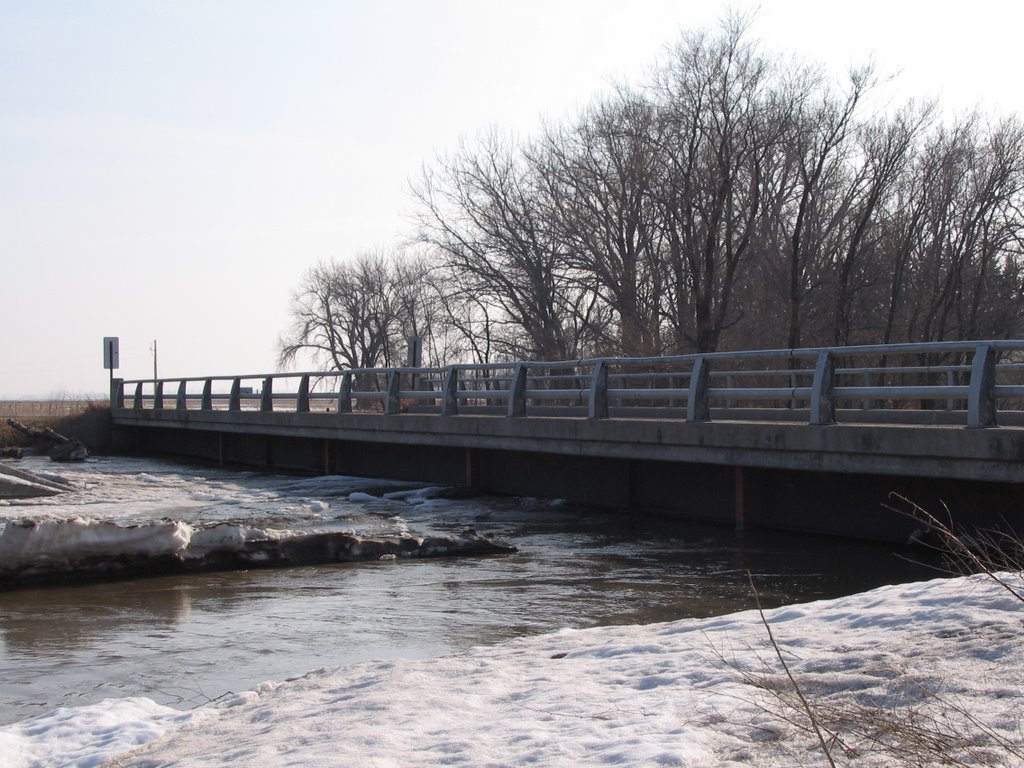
(0, 455, 940, 726)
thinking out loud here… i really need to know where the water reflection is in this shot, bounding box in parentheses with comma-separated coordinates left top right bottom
(0, 580, 193, 654)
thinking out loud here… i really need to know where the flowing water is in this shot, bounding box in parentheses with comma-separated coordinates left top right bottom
(0, 455, 939, 726)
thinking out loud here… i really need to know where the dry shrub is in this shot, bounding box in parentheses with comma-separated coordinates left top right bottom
(728, 504, 1024, 767)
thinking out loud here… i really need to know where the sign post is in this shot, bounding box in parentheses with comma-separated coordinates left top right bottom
(103, 337, 120, 405)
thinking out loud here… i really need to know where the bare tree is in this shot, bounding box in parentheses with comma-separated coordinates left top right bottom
(830, 102, 932, 345)
(538, 90, 666, 356)
(279, 251, 419, 371)
(379, 21, 1024, 365)
(650, 14, 787, 353)
(418, 261, 501, 365)
(413, 130, 596, 360)
(782, 66, 870, 348)
(905, 115, 1024, 342)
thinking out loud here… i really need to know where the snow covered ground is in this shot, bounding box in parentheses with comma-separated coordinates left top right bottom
(0, 456, 424, 534)
(3, 572, 1021, 767)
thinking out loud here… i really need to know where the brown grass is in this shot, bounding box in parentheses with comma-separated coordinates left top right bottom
(0, 399, 107, 447)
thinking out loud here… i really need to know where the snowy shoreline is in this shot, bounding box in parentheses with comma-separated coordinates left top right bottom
(0, 457, 520, 590)
(0, 516, 516, 589)
(2, 572, 1021, 767)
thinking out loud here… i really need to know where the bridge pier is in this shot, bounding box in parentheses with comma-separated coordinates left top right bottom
(465, 447, 480, 492)
(735, 467, 748, 531)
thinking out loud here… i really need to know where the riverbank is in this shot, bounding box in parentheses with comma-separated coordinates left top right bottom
(3, 572, 1021, 767)
(0, 455, 950, 729)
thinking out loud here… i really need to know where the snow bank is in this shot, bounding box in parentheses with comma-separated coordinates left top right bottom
(0, 516, 514, 587)
(0, 518, 192, 565)
(0, 518, 293, 582)
(0, 518, 299, 568)
(0, 697, 207, 768)
(7, 573, 1019, 767)
(183, 523, 292, 560)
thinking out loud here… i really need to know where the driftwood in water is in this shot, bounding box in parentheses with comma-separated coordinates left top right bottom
(6, 419, 45, 440)
(5, 419, 88, 462)
(47, 440, 89, 462)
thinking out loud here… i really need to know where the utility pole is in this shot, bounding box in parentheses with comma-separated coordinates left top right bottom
(150, 339, 158, 382)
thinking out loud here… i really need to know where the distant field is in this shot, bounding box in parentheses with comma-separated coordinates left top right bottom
(0, 399, 106, 446)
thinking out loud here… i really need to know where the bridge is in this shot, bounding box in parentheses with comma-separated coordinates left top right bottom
(109, 340, 1024, 542)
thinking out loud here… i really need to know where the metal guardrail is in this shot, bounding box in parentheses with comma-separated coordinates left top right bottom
(111, 341, 1024, 428)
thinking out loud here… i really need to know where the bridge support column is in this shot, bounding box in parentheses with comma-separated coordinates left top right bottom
(465, 447, 480, 491)
(735, 467, 745, 530)
(734, 466, 758, 531)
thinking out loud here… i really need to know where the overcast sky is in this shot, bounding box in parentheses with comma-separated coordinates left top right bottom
(3, 0, 1021, 398)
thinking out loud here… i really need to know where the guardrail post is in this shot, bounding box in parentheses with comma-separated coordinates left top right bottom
(229, 378, 241, 411)
(261, 377, 274, 412)
(385, 370, 401, 414)
(154, 381, 164, 410)
(809, 351, 835, 425)
(967, 344, 997, 428)
(110, 378, 124, 408)
(667, 374, 680, 408)
(686, 356, 710, 422)
(441, 366, 459, 415)
(133, 382, 143, 410)
(296, 375, 310, 413)
(588, 360, 608, 419)
(508, 364, 527, 417)
(338, 373, 352, 414)
(176, 381, 187, 410)
(201, 379, 213, 410)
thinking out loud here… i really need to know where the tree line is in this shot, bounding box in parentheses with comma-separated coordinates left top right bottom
(280, 18, 1024, 372)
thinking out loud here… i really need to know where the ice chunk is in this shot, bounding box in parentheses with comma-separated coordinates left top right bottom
(0, 517, 191, 568)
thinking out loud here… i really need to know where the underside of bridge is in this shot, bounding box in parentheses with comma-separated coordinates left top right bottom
(110, 411, 1024, 543)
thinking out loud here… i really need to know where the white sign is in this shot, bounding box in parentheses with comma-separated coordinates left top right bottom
(103, 337, 120, 370)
